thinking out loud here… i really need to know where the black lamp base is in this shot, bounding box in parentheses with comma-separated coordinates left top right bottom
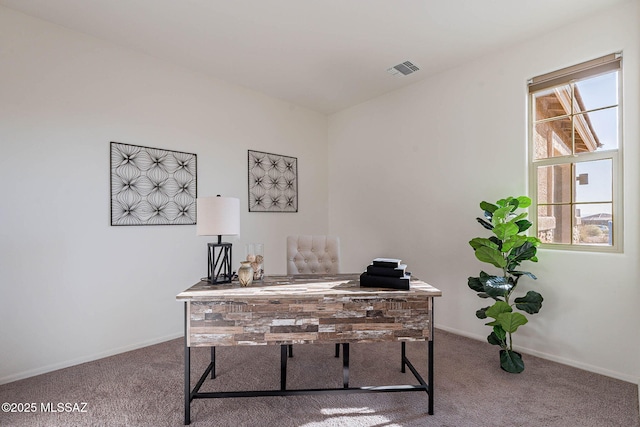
(207, 242, 233, 284)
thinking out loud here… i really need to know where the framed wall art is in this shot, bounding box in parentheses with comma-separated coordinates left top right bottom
(248, 150, 298, 212)
(110, 142, 197, 225)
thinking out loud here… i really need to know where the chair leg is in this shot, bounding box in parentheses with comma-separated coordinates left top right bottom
(335, 343, 340, 357)
(342, 343, 350, 388)
(288, 344, 293, 357)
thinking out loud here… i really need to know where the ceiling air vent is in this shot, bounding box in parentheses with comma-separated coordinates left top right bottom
(387, 61, 420, 76)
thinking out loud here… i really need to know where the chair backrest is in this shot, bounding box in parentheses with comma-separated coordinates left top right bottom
(287, 235, 340, 275)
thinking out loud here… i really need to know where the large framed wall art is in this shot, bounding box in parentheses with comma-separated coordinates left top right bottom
(110, 142, 197, 225)
(248, 150, 298, 212)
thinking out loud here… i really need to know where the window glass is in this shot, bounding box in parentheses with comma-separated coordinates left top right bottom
(574, 159, 612, 203)
(574, 108, 618, 151)
(575, 203, 613, 245)
(532, 86, 571, 121)
(537, 204, 572, 244)
(536, 164, 572, 204)
(574, 72, 618, 111)
(533, 118, 572, 159)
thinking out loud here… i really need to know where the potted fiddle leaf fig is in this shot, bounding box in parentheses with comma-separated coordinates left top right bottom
(468, 196, 543, 373)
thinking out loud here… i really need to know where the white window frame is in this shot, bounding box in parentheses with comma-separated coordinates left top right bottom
(527, 53, 623, 252)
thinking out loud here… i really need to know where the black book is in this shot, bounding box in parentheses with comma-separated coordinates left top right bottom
(359, 272, 410, 290)
(366, 264, 407, 278)
(371, 258, 402, 268)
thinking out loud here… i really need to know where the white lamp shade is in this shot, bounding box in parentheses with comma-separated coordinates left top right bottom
(196, 196, 240, 236)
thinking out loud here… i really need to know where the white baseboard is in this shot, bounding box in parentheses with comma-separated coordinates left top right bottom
(0, 332, 183, 385)
(435, 324, 639, 385)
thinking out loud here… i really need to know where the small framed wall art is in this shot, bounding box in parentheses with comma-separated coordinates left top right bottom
(248, 150, 297, 212)
(110, 142, 197, 225)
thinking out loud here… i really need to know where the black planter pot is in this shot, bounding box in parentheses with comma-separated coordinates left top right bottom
(500, 349, 525, 373)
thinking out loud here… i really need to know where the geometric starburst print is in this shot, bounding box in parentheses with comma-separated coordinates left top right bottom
(248, 150, 297, 212)
(110, 142, 197, 225)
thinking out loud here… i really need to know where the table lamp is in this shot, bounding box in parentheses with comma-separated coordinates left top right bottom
(197, 195, 240, 284)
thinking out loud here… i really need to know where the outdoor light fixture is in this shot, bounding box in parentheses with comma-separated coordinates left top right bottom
(196, 195, 240, 284)
(576, 173, 589, 185)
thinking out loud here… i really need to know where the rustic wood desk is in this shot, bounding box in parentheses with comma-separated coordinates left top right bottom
(176, 273, 442, 425)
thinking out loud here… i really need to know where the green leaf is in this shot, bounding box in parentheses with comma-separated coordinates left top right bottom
(480, 201, 498, 214)
(492, 206, 513, 223)
(483, 275, 513, 299)
(476, 217, 494, 230)
(501, 235, 527, 253)
(488, 329, 507, 348)
(515, 219, 532, 233)
(510, 271, 537, 280)
(485, 301, 512, 319)
(488, 236, 502, 246)
(506, 241, 537, 270)
(526, 236, 541, 246)
(492, 325, 506, 341)
(476, 272, 503, 301)
(476, 306, 490, 319)
(498, 312, 528, 334)
(516, 196, 532, 208)
(468, 276, 484, 293)
(500, 349, 525, 373)
(469, 237, 499, 251)
(475, 246, 507, 268)
(493, 222, 519, 241)
(514, 291, 544, 314)
(511, 212, 528, 223)
(496, 198, 510, 208)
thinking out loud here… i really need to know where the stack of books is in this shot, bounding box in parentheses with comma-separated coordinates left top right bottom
(360, 258, 410, 290)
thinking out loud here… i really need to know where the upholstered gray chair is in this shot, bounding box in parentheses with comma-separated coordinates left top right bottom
(286, 235, 340, 275)
(286, 235, 341, 357)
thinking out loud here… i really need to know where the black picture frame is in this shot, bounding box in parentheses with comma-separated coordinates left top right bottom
(110, 142, 197, 226)
(248, 150, 298, 212)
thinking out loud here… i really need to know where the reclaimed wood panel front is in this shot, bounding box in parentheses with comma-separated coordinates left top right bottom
(178, 274, 441, 348)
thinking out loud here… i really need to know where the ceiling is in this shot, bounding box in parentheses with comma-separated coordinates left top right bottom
(0, 0, 628, 114)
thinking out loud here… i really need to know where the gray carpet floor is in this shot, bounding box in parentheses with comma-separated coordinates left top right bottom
(0, 329, 638, 426)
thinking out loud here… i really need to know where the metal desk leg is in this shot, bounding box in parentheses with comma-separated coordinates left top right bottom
(342, 343, 350, 388)
(211, 347, 216, 379)
(428, 300, 435, 415)
(428, 339, 434, 415)
(184, 302, 191, 425)
(401, 341, 406, 373)
(280, 345, 288, 390)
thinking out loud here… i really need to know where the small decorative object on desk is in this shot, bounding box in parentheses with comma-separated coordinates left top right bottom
(360, 258, 411, 290)
(237, 261, 254, 286)
(246, 243, 264, 281)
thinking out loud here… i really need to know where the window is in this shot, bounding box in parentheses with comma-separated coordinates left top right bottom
(528, 53, 622, 251)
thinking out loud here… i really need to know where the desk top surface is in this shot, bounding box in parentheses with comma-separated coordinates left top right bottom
(176, 273, 442, 301)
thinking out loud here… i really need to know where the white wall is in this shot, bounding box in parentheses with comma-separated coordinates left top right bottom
(328, 0, 640, 383)
(0, 6, 328, 384)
